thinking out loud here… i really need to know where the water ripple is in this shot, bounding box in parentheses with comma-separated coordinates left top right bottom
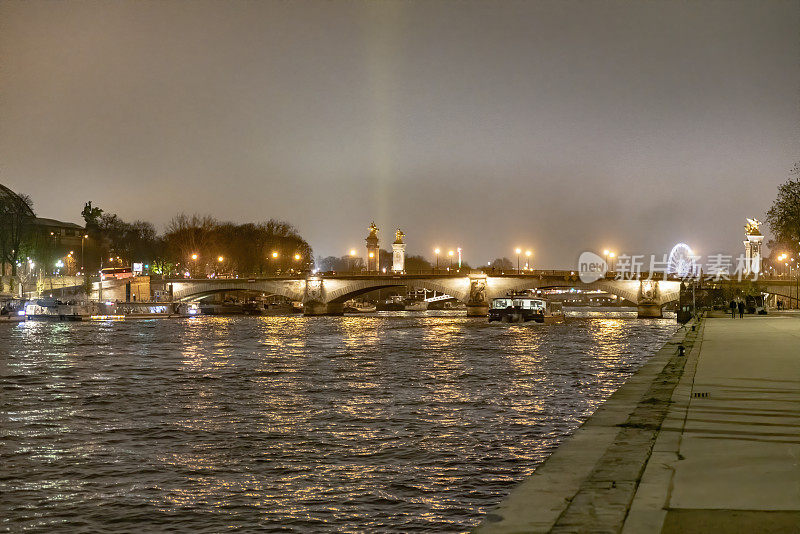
(1, 312, 675, 532)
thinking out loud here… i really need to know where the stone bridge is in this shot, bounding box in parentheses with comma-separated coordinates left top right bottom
(167, 272, 683, 318)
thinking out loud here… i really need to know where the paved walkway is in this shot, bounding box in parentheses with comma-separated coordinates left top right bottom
(477, 314, 800, 533)
(625, 313, 800, 533)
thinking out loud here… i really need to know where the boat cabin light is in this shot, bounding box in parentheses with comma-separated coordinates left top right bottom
(491, 298, 513, 309)
(491, 297, 546, 309)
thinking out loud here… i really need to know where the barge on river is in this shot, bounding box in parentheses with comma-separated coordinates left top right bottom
(488, 296, 564, 324)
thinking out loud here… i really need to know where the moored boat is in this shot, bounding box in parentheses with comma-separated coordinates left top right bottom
(404, 300, 428, 311)
(376, 295, 405, 311)
(488, 296, 564, 323)
(344, 300, 378, 313)
(24, 299, 84, 321)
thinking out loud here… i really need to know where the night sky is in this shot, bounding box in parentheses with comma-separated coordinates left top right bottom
(1, 1, 798, 267)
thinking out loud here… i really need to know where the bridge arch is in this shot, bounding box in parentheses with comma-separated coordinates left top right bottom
(322, 277, 470, 304)
(169, 279, 304, 302)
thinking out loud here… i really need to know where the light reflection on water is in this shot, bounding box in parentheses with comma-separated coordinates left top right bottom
(1, 311, 675, 532)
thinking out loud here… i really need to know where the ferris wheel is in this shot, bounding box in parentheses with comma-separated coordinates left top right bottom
(668, 243, 695, 277)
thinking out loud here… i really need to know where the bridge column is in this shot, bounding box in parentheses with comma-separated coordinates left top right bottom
(637, 279, 663, 318)
(466, 276, 489, 317)
(302, 277, 343, 316)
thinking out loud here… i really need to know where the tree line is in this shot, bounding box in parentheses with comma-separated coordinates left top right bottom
(1, 184, 316, 287)
(81, 203, 314, 277)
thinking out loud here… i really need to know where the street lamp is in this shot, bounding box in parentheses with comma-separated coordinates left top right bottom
(525, 250, 532, 270)
(349, 249, 357, 272)
(434, 248, 440, 272)
(608, 252, 616, 272)
(272, 251, 279, 258)
(81, 234, 88, 273)
(448, 250, 454, 271)
(294, 253, 301, 261)
(515, 248, 522, 273)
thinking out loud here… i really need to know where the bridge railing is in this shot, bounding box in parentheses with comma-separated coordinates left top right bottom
(163, 271, 797, 282)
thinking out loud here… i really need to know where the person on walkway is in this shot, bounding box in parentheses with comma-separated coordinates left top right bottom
(738, 300, 745, 318)
(729, 299, 736, 318)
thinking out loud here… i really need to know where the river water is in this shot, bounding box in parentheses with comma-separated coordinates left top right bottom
(1, 310, 676, 533)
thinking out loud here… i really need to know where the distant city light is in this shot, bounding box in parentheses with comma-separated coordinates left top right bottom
(272, 251, 279, 258)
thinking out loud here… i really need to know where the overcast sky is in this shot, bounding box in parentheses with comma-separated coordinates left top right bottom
(1, 1, 798, 267)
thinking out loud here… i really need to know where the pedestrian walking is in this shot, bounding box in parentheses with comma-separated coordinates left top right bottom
(738, 300, 745, 318)
(729, 299, 736, 318)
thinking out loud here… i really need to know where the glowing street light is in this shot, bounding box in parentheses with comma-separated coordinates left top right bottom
(515, 248, 522, 273)
(448, 250, 454, 271)
(81, 234, 88, 273)
(272, 251, 279, 258)
(217, 256, 224, 262)
(191, 253, 198, 260)
(434, 248, 440, 272)
(608, 251, 616, 272)
(294, 253, 301, 261)
(348, 249, 357, 272)
(525, 250, 532, 270)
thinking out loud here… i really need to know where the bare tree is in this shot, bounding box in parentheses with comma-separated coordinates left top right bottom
(0, 184, 35, 291)
(766, 163, 800, 256)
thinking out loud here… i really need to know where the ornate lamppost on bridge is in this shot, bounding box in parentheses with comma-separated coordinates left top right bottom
(743, 218, 764, 276)
(365, 222, 379, 272)
(602, 250, 617, 273)
(392, 230, 406, 273)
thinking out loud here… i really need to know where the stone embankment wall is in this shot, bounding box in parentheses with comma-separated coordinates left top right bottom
(476, 318, 699, 533)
